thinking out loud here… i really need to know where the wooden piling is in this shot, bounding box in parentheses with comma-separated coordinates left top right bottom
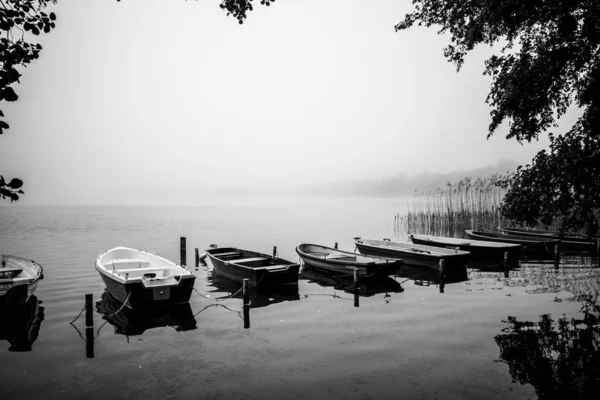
(85, 294, 94, 358)
(354, 267, 359, 307)
(597, 239, 600, 268)
(438, 259, 445, 294)
(195, 248, 200, 267)
(554, 243, 560, 270)
(503, 251, 509, 279)
(334, 242, 338, 249)
(243, 279, 250, 329)
(180, 237, 186, 267)
(273, 246, 277, 258)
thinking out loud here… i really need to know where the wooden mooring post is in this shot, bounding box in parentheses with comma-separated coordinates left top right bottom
(195, 248, 200, 268)
(438, 259, 445, 294)
(180, 237, 186, 267)
(554, 243, 560, 271)
(597, 239, 600, 268)
(334, 242, 338, 250)
(353, 267, 359, 307)
(503, 252, 509, 279)
(243, 279, 250, 329)
(273, 246, 277, 258)
(85, 293, 94, 359)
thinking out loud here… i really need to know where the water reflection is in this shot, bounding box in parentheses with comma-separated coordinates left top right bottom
(495, 293, 600, 399)
(395, 264, 468, 286)
(299, 266, 404, 297)
(207, 273, 300, 308)
(0, 295, 44, 352)
(95, 291, 197, 336)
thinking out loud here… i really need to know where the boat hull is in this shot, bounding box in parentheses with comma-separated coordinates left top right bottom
(98, 272, 195, 310)
(206, 247, 300, 288)
(498, 227, 598, 252)
(465, 230, 558, 258)
(296, 244, 401, 278)
(0, 256, 44, 306)
(409, 234, 521, 268)
(353, 238, 469, 269)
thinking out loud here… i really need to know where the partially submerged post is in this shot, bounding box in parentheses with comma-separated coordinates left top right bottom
(597, 239, 600, 268)
(180, 237, 186, 267)
(438, 259, 445, 294)
(554, 243, 560, 271)
(334, 242, 338, 249)
(243, 279, 250, 329)
(195, 248, 200, 268)
(353, 267, 359, 307)
(85, 293, 94, 358)
(272, 246, 277, 258)
(503, 251, 509, 279)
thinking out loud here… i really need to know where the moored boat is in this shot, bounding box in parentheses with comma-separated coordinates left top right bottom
(408, 233, 521, 268)
(498, 226, 598, 252)
(296, 243, 401, 278)
(205, 246, 299, 288)
(95, 247, 196, 309)
(0, 255, 44, 305)
(465, 230, 559, 250)
(353, 237, 469, 269)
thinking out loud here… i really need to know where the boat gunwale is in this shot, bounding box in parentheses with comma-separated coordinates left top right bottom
(296, 243, 398, 266)
(353, 237, 470, 258)
(205, 247, 299, 271)
(409, 234, 522, 249)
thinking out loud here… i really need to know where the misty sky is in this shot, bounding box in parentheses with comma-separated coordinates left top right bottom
(0, 0, 580, 205)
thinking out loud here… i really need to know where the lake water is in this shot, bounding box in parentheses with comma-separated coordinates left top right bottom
(1, 199, 599, 399)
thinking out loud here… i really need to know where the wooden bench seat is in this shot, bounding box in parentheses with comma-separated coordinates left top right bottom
(214, 252, 242, 258)
(327, 255, 357, 260)
(109, 259, 151, 270)
(234, 257, 268, 263)
(115, 266, 170, 277)
(254, 264, 293, 270)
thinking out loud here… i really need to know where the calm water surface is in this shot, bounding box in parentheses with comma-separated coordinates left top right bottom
(1, 199, 599, 400)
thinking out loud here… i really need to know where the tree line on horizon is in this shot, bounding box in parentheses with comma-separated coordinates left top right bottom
(1, 0, 599, 236)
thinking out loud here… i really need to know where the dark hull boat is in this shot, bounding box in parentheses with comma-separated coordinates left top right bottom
(296, 243, 401, 278)
(0, 295, 44, 352)
(353, 237, 469, 269)
(498, 226, 598, 252)
(95, 290, 197, 336)
(0, 255, 44, 305)
(205, 246, 299, 288)
(409, 234, 521, 268)
(95, 247, 196, 310)
(465, 230, 559, 258)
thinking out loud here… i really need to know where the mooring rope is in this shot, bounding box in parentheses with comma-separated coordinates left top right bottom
(94, 291, 132, 317)
(302, 292, 353, 301)
(193, 303, 243, 319)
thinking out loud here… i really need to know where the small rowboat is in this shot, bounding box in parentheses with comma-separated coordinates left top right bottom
(408, 234, 521, 267)
(0, 255, 44, 305)
(465, 230, 559, 254)
(498, 226, 598, 252)
(353, 237, 469, 269)
(205, 246, 299, 288)
(95, 247, 196, 309)
(295, 243, 401, 278)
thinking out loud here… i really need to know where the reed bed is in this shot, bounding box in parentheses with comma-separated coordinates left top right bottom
(394, 175, 509, 239)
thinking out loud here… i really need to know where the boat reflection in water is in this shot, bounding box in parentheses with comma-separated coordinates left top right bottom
(394, 264, 468, 292)
(299, 266, 404, 298)
(0, 295, 45, 352)
(95, 290, 197, 337)
(495, 292, 600, 399)
(207, 273, 300, 309)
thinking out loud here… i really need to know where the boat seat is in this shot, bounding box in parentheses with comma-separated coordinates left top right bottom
(0, 266, 23, 276)
(109, 259, 151, 270)
(327, 255, 356, 260)
(235, 257, 268, 263)
(254, 264, 292, 270)
(115, 266, 170, 277)
(214, 252, 242, 258)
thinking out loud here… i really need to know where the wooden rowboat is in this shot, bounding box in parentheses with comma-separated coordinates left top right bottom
(465, 230, 559, 258)
(95, 247, 196, 309)
(498, 226, 598, 252)
(205, 246, 299, 288)
(353, 237, 469, 269)
(0, 255, 44, 305)
(408, 234, 521, 267)
(296, 243, 401, 278)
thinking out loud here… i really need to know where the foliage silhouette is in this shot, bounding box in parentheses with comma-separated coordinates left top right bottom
(495, 293, 600, 399)
(397, 1, 600, 236)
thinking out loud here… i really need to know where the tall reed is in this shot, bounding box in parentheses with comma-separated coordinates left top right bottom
(394, 175, 509, 239)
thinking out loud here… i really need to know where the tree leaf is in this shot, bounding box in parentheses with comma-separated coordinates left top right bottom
(8, 178, 23, 189)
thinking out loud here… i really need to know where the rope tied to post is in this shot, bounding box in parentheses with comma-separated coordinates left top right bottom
(94, 291, 132, 317)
